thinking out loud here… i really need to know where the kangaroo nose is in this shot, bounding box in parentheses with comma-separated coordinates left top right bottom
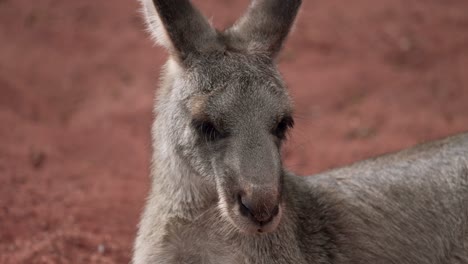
(238, 191, 280, 225)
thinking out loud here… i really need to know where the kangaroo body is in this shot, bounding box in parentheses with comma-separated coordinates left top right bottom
(133, 0, 468, 263)
(135, 133, 468, 264)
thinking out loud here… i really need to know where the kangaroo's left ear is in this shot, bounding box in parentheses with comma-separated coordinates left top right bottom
(140, 0, 223, 62)
(224, 0, 302, 59)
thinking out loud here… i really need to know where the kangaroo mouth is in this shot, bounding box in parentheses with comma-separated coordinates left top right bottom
(220, 192, 284, 235)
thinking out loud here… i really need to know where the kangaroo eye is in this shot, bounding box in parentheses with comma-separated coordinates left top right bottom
(273, 116, 294, 140)
(192, 119, 225, 142)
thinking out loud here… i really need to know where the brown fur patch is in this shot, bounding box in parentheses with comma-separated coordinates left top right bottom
(189, 95, 209, 120)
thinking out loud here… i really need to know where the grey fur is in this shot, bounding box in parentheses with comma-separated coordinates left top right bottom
(133, 0, 468, 263)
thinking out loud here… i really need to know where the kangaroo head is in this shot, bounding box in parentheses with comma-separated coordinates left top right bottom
(142, 0, 301, 234)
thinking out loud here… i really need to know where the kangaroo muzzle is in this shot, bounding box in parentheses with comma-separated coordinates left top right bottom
(237, 185, 281, 228)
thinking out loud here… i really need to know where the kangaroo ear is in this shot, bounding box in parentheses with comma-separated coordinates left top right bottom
(140, 0, 222, 62)
(225, 0, 302, 58)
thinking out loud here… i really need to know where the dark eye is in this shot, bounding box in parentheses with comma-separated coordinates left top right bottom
(192, 119, 225, 142)
(273, 116, 294, 140)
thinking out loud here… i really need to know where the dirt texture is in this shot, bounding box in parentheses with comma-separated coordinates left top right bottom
(1, 0, 467, 263)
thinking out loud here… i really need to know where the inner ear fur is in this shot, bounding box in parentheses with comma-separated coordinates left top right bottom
(140, 0, 223, 62)
(224, 0, 302, 58)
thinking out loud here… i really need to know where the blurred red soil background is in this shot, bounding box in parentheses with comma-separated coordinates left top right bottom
(1, 0, 467, 263)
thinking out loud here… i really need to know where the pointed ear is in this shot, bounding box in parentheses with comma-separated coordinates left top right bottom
(225, 0, 302, 58)
(140, 0, 223, 61)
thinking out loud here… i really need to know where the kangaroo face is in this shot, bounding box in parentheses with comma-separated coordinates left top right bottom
(182, 53, 293, 233)
(142, 0, 301, 234)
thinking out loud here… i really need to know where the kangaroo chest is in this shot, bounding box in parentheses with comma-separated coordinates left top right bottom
(156, 212, 307, 264)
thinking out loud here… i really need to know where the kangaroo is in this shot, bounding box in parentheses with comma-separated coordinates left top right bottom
(133, 0, 468, 263)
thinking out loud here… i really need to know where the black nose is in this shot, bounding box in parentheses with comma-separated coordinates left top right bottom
(238, 193, 280, 225)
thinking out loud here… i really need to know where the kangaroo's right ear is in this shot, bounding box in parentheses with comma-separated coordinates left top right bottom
(140, 0, 222, 62)
(225, 0, 302, 59)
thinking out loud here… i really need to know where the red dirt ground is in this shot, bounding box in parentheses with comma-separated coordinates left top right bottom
(1, 0, 467, 263)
